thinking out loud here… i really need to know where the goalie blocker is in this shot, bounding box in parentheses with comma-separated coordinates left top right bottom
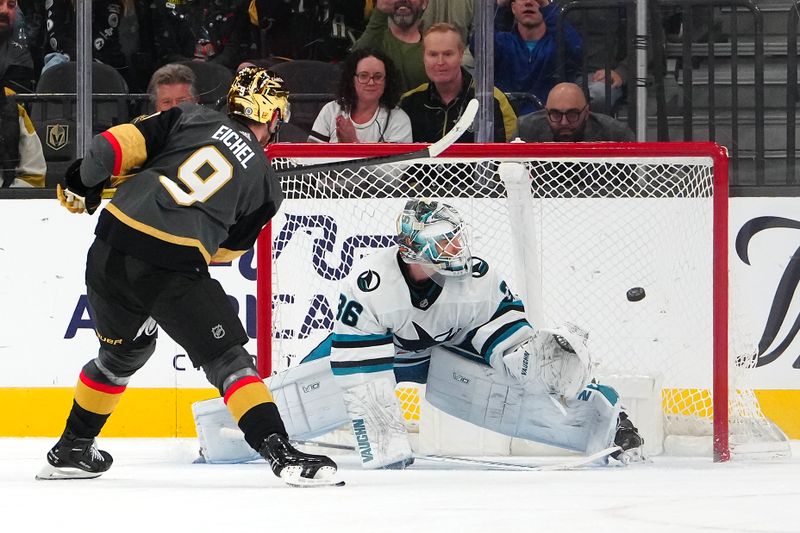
(193, 340, 625, 466)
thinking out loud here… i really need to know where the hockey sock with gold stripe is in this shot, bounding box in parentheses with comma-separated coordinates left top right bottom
(223, 375, 287, 451)
(64, 360, 127, 438)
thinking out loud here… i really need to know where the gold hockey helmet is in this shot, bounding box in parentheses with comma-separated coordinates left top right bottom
(227, 66, 290, 124)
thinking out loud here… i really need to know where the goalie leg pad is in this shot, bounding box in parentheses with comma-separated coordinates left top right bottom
(264, 357, 350, 440)
(342, 378, 413, 469)
(192, 357, 351, 464)
(192, 397, 261, 464)
(427, 346, 620, 455)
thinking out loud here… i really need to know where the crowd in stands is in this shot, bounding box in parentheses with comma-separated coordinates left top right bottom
(0, 0, 638, 188)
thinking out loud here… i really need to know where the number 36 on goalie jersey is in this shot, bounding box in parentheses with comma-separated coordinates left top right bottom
(328, 247, 533, 388)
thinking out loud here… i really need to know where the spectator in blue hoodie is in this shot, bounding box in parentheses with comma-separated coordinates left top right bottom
(485, 0, 582, 115)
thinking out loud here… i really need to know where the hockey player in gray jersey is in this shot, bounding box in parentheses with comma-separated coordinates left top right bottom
(41, 67, 338, 487)
(194, 199, 644, 468)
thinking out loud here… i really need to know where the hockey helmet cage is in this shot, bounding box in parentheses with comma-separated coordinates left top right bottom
(396, 199, 472, 277)
(227, 66, 290, 125)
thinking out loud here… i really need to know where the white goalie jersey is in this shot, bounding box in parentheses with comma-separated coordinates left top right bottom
(193, 244, 626, 466)
(329, 245, 534, 390)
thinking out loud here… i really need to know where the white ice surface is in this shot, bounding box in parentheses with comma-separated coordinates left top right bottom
(1, 438, 798, 533)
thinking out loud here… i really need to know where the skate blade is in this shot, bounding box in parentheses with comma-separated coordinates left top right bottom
(36, 463, 103, 480)
(280, 465, 344, 488)
(615, 447, 649, 465)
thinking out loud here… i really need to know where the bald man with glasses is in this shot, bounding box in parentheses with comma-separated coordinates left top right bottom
(517, 82, 634, 142)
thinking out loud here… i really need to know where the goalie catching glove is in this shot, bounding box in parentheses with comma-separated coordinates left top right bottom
(56, 159, 106, 215)
(503, 322, 593, 399)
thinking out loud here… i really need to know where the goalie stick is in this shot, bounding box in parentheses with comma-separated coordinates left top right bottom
(215, 429, 622, 471)
(271, 98, 480, 179)
(414, 446, 622, 471)
(290, 438, 622, 472)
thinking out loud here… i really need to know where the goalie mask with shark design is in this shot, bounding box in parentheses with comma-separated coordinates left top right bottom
(396, 199, 472, 277)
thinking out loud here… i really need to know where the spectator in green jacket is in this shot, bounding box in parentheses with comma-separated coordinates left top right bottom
(352, 0, 429, 93)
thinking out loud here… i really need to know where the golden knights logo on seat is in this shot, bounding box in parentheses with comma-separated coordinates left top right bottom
(46, 124, 69, 151)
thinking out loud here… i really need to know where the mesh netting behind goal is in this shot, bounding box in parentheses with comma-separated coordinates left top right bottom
(258, 142, 788, 460)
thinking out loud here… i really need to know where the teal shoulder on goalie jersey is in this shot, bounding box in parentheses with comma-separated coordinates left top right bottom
(579, 382, 620, 405)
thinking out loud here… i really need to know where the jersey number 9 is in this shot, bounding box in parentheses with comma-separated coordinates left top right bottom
(160, 146, 234, 206)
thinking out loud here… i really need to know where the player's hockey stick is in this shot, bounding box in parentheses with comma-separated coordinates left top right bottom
(291, 439, 622, 471)
(272, 98, 480, 179)
(94, 99, 478, 200)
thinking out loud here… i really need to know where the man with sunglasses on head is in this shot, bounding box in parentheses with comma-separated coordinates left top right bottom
(517, 82, 634, 142)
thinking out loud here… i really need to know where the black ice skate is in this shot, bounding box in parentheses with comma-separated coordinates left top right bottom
(611, 412, 646, 464)
(259, 433, 342, 487)
(36, 429, 113, 480)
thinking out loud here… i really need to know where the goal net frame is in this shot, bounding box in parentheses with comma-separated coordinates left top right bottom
(254, 141, 769, 463)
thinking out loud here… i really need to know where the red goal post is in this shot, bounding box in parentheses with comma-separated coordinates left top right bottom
(255, 141, 786, 462)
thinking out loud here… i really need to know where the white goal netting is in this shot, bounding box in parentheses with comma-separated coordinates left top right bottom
(261, 142, 788, 459)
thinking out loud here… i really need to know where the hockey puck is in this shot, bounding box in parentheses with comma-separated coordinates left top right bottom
(626, 287, 646, 302)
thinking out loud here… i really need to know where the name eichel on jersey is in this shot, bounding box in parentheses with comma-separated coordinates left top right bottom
(210, 125, 256, 168)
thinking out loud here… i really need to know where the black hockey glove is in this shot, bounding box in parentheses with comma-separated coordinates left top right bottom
(56, 158, 105, 215)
